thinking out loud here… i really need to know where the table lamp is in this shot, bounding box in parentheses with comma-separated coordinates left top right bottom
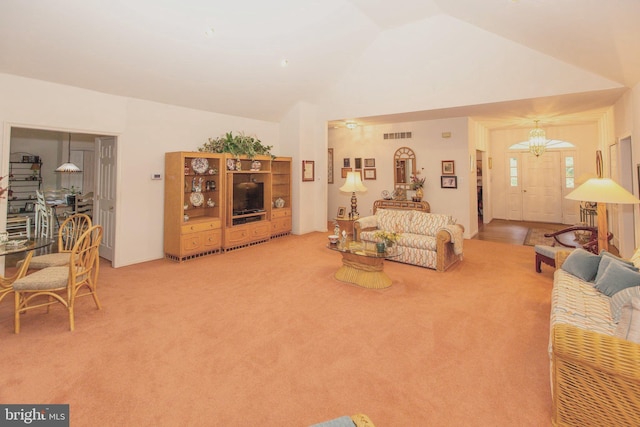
(565, 177, 640, 252)
(340, 171, 367, 219)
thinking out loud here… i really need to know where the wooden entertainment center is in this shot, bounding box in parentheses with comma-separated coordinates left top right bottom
(164, 152, 292, 261)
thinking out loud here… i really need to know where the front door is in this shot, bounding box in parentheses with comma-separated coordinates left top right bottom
(522, 152, 562, 223)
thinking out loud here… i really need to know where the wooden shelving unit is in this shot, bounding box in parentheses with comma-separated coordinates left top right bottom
(164, 152, 293, 260)
(164, 152, 224, 262)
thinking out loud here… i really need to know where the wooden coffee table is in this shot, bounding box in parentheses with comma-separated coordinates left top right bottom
(327, 241, 399, 289)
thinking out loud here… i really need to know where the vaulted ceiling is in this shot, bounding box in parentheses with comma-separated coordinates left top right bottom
(0, 0, 638, 128)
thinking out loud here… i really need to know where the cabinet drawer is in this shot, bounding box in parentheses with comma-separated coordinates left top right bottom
(271, 208, 291, 219)
(225, 221, 271, 247)
(181, 219, 221, 234)
(272, 217, 291, 233)
(203, 229, 221, 249)
(181, 232, 203, 254)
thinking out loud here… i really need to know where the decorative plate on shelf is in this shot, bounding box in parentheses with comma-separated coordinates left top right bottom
(190, 192, 204, 207)
(191, 157, 209, 174)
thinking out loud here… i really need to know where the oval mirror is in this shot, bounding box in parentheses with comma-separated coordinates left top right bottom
(394, 147, 416, 193)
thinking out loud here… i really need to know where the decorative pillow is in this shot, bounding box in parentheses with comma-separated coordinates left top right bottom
(600, 250, 635, 266)
(594, 254, 639, 284)
(614, 297, 640, 344)
(594, 261, 640, 297)
(610, 286, 640, 323)
(560, 248, 601, 282)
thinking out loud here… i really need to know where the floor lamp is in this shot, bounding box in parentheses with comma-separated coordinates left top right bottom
(339, 171, 367, 220)
(565, 177, 640, 252)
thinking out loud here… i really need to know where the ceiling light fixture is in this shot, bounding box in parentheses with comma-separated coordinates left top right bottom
(55, 133, 82, 173)
(528, 120, 547, 157)
(345, 121, 358, 130)
(280, 59, 289, 67)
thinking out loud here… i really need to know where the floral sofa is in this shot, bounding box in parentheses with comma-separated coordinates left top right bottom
(550, 247, 640, 426)
(354, 207, 463, 272)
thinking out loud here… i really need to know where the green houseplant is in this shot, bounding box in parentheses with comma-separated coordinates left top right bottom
(198, 132, 274, 159)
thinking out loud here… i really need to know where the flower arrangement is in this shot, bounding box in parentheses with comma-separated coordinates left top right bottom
(410, 173, 425, 190)
(374, 230, 402, 246)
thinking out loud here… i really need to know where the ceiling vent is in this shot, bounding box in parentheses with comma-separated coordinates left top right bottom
(383, 132, 412, 140)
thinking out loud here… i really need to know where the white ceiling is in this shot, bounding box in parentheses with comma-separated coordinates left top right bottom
(0, 0, 638, 128)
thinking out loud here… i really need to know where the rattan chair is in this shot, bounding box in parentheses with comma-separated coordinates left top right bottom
(13, 225, 103, 333)
(0, 251, 33, 305)
(17, 214, 91, 270)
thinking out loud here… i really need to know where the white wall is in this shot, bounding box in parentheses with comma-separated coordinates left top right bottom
(328, 117, 472, 237)
(320, 14, 622, 122)
(0, 73, 280, 267)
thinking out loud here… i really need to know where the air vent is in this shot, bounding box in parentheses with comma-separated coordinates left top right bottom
(383, 132, 412, 140)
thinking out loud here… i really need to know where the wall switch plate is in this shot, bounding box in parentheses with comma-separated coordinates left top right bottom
(151, 173, 162, 180)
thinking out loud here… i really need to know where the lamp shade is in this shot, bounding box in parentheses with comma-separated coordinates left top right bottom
(339, 171, 367, 193)
(565, 178, 640, 204)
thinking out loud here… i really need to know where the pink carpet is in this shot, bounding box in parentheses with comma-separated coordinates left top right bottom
(0, 233, 553, 426)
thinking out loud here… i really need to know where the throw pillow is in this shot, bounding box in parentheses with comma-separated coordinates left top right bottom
(561, 248, 601, 282)
(610, 286, 640, 323)
(594, 254, 639, 284)
(600, 250, 635, 266)
(614, 297, 640, 344)
(594, 261, 640, 297)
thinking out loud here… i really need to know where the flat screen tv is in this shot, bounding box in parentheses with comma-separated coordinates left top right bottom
(233, 181, 264, 215)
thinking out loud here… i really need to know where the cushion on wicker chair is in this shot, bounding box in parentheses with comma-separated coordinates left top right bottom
(12, 266, 68, 291)
(20, 253, 71, 270)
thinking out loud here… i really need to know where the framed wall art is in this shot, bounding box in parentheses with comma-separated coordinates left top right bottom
(354, 158, 362, 169)
(364, 158, 375, 168)
(328, 148, 334, 184)
(302, 160, 315, 182)
(343, 158, 350, 167)
(364, 168, 376, 180)
(442, 160, 455, 175)
(441, 176, 457, 189)
(341, 167, 352, 178)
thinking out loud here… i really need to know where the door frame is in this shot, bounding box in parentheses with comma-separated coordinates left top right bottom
(1, 122, 119, 268)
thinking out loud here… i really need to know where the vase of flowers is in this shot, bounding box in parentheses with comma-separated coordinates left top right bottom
(374, 230, 402, 253)
(410, 174, 425, 201)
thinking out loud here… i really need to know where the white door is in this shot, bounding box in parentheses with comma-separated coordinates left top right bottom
(95, 136, 117, 262)
(522, 152, 562, 223)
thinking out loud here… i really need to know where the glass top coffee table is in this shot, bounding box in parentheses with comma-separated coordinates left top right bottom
(327, 240, 400, 289)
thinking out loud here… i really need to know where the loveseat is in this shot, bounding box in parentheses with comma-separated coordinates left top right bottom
(550, 247, 640, 426)
(354, 206, 463, 272)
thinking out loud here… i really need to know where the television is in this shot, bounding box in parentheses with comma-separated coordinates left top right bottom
(233, 181, 264, 215)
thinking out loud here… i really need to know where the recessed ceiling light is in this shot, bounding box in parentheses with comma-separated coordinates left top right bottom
(280, 59, 289, 67)
(204, 27, 215, 37)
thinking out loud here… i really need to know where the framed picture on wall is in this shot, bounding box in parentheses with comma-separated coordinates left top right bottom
(364, 168, 376, 180)
(442, 160, 455, 175)
(355, 158, 362, 169)
(364, 158, 375, 167)
(441, 176, 457, 189)
(343, 158, 350, 167)
(328, 148, 334, 184)
(302, 160, 315, 182)
(341, 167, 352, 178)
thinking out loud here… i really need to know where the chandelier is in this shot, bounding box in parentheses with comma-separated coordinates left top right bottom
(528, 120, 547, 157)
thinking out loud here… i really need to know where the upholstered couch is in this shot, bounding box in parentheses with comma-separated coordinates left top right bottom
(550, 248, 640, 426)
(354, 207, 463, 272)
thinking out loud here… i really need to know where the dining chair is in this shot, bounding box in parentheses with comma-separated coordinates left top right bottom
(0, 251, 34, 305)
(13, 225, 103, 333)
(17, 213, 91, 270)
(34, 190, 55, 238)
(73, 192, 93, 218)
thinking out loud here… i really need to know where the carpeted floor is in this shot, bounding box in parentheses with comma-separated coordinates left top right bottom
(0, 233, 553, 426)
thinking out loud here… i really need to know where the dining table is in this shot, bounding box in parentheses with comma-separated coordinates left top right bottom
(0, 237, 55, 304)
